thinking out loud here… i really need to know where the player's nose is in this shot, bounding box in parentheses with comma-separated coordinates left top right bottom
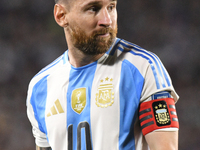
(97, 8, 112, 27)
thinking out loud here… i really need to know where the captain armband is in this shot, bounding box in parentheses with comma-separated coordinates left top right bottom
(139, 98, 179, 136)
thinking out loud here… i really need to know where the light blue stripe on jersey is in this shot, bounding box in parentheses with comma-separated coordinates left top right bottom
(67, 63, 97, 150)
(119, 60, 144, 150)
(119, 40, 171, 89)
(150, 53, 171, 87)
(30, 75, 49, 139)
(63, 50, 68, 64)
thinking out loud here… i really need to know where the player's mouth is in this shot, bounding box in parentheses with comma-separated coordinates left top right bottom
(97, 33, 110, 37)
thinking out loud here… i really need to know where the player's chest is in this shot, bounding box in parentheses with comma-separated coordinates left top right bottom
(45, 64, 122, 119)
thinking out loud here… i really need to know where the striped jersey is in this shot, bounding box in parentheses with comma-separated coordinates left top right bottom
(26, 38, 179, 150)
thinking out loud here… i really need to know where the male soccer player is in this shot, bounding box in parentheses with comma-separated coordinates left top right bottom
(26, 0, 179, 149)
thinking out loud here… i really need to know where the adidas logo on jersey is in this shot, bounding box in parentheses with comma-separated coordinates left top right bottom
(47, 99, 64, 117)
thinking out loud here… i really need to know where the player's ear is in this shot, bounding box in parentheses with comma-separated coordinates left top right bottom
(54, 4, 68, 27)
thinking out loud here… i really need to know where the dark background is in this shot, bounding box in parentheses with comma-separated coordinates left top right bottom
(0, 0, 199, 149)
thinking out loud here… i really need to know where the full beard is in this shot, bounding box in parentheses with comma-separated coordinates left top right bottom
(68, 25, 118, 55)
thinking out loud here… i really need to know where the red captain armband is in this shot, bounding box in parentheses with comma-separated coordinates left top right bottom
(139, 98, 179, 136)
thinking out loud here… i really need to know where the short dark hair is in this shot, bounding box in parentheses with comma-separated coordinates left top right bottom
(55, 0, 74, 10)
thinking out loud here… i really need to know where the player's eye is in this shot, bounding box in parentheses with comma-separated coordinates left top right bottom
(89, 6, 96, 12)
(88, 6, 100, 13)
(108, 3, 116, 11)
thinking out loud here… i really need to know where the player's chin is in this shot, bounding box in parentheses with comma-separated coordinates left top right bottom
(97, 41, 110, 50)
(96, 34, 115, 49)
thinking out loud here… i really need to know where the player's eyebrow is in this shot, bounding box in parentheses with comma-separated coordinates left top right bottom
(86, 1, 101, 6)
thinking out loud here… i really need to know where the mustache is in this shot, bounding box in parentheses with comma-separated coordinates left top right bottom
(93, 27, 112, 36)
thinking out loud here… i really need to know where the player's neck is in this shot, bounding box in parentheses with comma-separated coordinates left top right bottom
(68, 47, 104, 68)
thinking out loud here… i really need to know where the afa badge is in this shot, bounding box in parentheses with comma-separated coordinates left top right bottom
(95, 77, 115, 108)
(71, 88, 86, 114)
(152, 100, 171, 126)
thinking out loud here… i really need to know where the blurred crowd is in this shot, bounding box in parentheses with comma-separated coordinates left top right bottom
(0, 0, 199, 149)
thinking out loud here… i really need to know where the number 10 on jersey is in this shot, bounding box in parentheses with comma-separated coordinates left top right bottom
(68, 122, 92, 150)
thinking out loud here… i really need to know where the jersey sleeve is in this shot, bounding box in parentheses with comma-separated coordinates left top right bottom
(140, 55, 179, 102)
(139, 55, 179, 134)
(26, 79, 50, 148)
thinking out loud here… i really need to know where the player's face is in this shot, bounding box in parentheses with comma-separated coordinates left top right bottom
(66, 0, 118, 55)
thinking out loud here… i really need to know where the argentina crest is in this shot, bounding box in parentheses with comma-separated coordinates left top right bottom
(71, 88, 86, 114)
(95, 77, 115, 108)
(153, 100, 171, 126)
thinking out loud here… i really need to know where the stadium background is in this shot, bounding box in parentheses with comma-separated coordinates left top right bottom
(0, 0, 199, 149)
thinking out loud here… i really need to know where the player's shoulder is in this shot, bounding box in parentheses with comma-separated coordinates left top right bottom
(29, 52, 66, 87)
(115, 39, 162, 69)
(117, 39, 159, 60)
